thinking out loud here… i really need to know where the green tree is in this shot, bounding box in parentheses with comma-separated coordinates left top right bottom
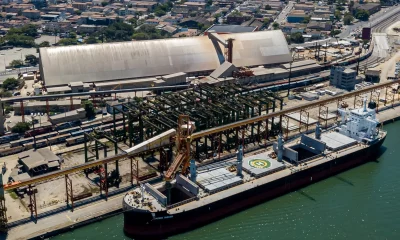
(301, 16, 311, 24)
(189, 12, 197, 17)
(25, 54, 39, 65)
(334, 10, 342, 21)
(264, 4, 271, 10)
(206, 0, 212, 6)
(7, 24, 37, 37)
(103, 22, 134, 42)
(128, 18, 137, 27)
(58, 38, 78, 46)
(355, 9, 369, 21)
(290, 32, 304, 43)
(74, 10, 82, 15)
(83, 100, 96, 119)
(272, 22, 280, 30)
(5, 34, 35, 47)
(101, 1, 108, 7)
(214, 13, 222, 19)
(154, 9, 166, 17)
(39, 41, 50, 47)
(336, 5, 345, 11)
(9, 60, 24, 68)
(132, 32, 149, 40)
(330, 29, 341, 36)
(85, 36, 98, 44)
(4, 104, 13, 114)
(11, 122, 30, 134)
(0, 91, 12, 98)
(262, 18, 270, 28)
(349, 1, 355, 11)
(69, 32, 77, 39)
(230, 10, 242, 17)
(2, 78, 19, 90)
(343, 13, 354, 25)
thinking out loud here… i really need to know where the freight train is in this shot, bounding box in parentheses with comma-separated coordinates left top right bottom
(4, 119, 131, 156)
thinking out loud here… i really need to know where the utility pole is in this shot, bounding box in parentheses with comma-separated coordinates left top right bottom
(287, 50, 294, 97)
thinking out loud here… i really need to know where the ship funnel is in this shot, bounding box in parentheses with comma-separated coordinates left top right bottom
(277, 133, 283, 162)
(236, 145, 243, 177)
(315, 122, 321, 140)
(189, 159, 197, 182)
(363, 97, 367, 112)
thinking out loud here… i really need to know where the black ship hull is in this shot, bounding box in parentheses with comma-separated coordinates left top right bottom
(123, 135, 386, 239)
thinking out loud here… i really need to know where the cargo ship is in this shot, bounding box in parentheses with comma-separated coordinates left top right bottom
(122, 99, 386, 239)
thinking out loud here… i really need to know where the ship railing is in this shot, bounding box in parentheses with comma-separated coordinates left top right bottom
(331, 142, 358, 152)
(208, 180, 243, 195)
(296, 153, 324, 165)
(166, 196, 197, 210)
(254, 165, 287, 179)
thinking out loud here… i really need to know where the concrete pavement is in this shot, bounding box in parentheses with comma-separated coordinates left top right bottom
(7, 191, 126, 240)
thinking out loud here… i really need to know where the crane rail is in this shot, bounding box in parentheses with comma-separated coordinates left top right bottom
(191, 79, 400, 139)
(2, 79, 399, 190)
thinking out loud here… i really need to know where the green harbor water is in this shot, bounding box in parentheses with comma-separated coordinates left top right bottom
(52, 122, 400, 240)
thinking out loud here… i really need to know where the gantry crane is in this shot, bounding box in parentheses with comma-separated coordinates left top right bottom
(164, 115, 195, 181)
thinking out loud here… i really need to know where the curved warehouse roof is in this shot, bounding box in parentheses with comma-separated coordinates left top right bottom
(39, 30, 291, 86)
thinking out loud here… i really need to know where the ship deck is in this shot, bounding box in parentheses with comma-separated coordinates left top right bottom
(124, 130, 386, 214)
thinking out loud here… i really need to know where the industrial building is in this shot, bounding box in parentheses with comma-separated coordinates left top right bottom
(18, 148, 60, 176)
(204, 24, 258, 34)
(13, 100, 82, 115)
(49, 108, 86, 125)
(39, 31, 292, 87)
(330, 66, 357, 91)
(202, 59, 321, 85)
(365, 69, 381, 83)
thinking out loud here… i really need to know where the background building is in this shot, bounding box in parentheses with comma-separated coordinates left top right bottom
(330, 66, 357, 90)
(39, 31, 292, 87)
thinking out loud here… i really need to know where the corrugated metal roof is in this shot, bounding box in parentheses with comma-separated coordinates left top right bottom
(40, 31, 291, 86)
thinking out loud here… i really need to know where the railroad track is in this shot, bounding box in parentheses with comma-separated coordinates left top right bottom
(348, 14, 399, 70)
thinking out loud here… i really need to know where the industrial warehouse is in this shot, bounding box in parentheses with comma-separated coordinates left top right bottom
(39, 31, 292, 88)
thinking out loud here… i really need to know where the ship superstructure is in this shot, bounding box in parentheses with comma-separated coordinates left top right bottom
(122, 102, 386, 239)
(337, 98, 380, 143)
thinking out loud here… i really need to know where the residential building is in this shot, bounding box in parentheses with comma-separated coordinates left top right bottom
(22, 9, 40, 20)
(226, 15, 252, 24)
(294, 3, 314, 12)
(180, 2, 207, 11)
(49, 108, 86, 125)
(72, 2, 88, 11)
(352, 3, 381, 15)
(330, 66, 357, 90)
(204, 24, 257, 35)
(77, 24, 101, 34)
(131, 1, 157, 11)
(145, 19, 160, 25)
(287, 13, 308, 23)
(4, 3, 34, 13)
(307, 21, 332, 31)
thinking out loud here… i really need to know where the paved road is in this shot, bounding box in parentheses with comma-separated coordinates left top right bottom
(289, 5, 400, 48)
(274, 1, 294, 26)
(0, 67, 38, 76)
(7, 191, 125, 240)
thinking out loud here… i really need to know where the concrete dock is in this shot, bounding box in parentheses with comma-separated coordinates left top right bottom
(4, 103, 400, 240)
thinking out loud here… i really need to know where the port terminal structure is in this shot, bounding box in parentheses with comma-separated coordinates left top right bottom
(0, 79, 399, 231)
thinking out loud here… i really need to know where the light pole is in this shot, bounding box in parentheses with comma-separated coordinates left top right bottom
(31, 113, 37, 150)
(287, 50, 295, 97)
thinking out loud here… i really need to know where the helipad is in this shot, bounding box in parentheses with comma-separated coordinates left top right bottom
(242, 152, 286, 178)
